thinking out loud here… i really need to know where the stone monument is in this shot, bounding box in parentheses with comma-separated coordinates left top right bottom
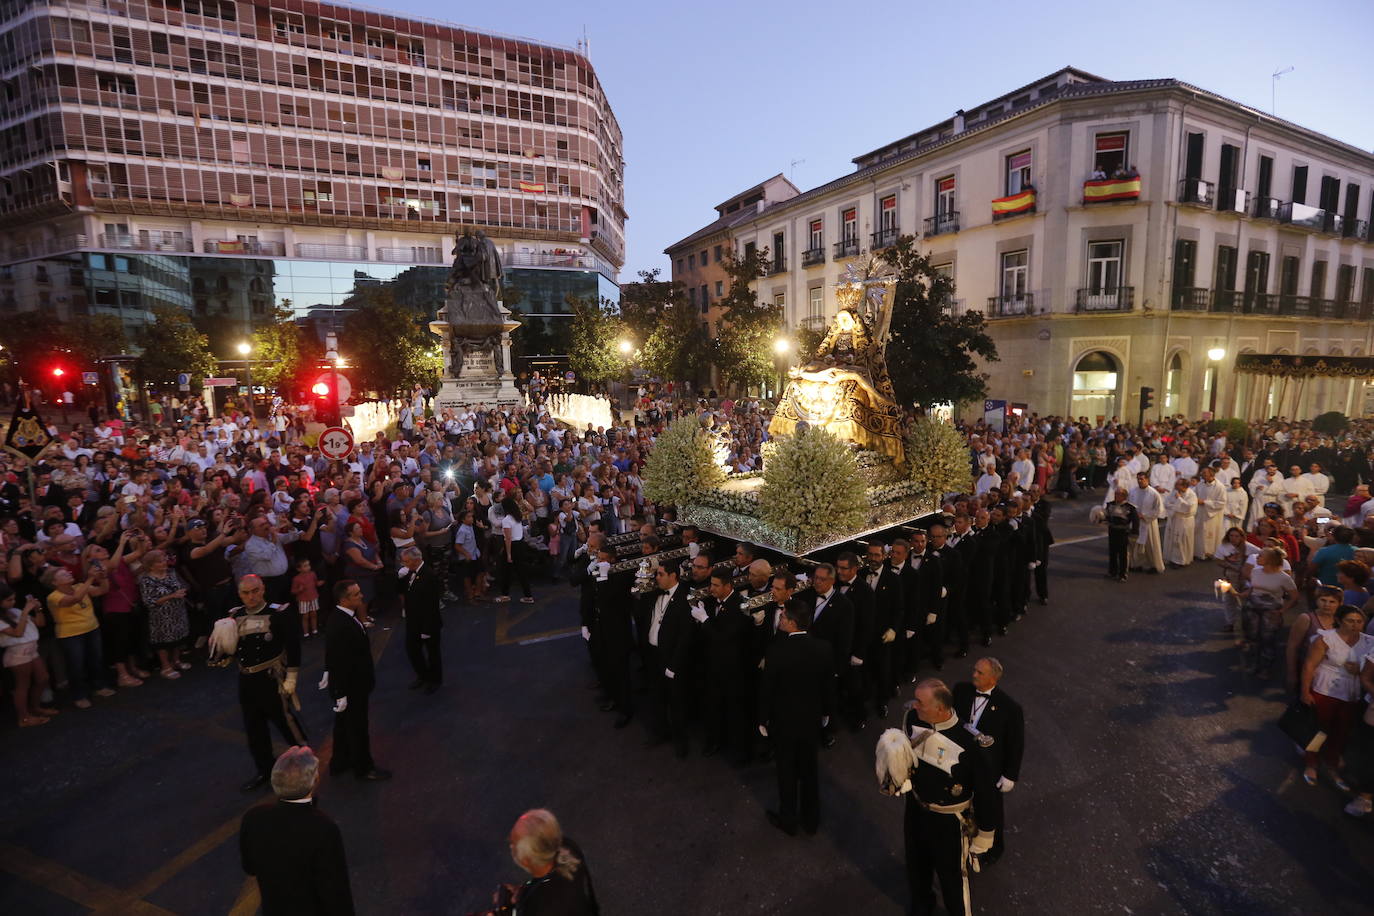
(430, 229, 522, 409)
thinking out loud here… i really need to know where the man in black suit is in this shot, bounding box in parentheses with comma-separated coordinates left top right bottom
(589, 539, 634, 728)
(240, 745, 355, 915)
(1027, 488, 1053, 605)
(860, 542, 904, 717)
(951, 657, 1025, 864)
(758, 598, 834, 836)
(795, 562, 853, 748)
(697, 568, 751, 761)
(930, 520, 969, 660)
(643, 563, 694, 758)
(398, 546, 443, 694)
(834, 551, 874, 730)
(906, 530, 946, 671)
(325, 580, 390, 781)
(966, 510, 998, 644)
(888, 539, 919, 680)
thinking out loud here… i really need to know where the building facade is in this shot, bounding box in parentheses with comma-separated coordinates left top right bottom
(665, 173, 798, 338)
(0, 0, 624, 360)
(724, 68, 1374, 421)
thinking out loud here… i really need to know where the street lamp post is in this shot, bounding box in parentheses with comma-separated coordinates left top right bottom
(1207, 346, 1226, 416)
(237, 341, 254, 419)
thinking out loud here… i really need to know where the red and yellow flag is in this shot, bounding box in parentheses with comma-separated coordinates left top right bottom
(1083, 177, 1141, 203)
(991, 189, 1036, 217)
(518, 181, 545, 193)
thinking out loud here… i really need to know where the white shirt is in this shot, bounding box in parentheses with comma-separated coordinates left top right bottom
(813, 587, 835, 622)
(1149, 463, 1177, 491)
(648, 583, 678, 647)
(969, 690, 994, 730)
(975, 472, 1001, 496)
(1171, 456, 1199, 479)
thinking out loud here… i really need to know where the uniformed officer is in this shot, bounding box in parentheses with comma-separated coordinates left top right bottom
(217, 574, 306, 791)
(900, 678, 999, 916)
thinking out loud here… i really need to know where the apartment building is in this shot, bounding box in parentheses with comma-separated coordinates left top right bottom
(724, 68, 1374, 421)
(0, 0, 624, 359)
(665, 173, 798, 337)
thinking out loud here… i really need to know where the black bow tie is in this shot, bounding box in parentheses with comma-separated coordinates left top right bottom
(976, 691, 992, 698)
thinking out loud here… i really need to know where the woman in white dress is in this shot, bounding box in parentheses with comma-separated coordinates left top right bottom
(1299, 605, 1374, 787)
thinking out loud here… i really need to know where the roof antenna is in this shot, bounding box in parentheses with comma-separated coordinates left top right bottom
(1271, 66, 1293, 115)
(579, 25, 590, 58)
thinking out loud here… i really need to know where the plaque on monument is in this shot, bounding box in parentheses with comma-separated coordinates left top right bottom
(429, 229, 522, 409)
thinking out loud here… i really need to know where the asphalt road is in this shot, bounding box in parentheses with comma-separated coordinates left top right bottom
(2, 503, 1373, 915)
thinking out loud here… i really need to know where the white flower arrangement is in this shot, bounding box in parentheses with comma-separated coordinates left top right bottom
(698, 487, 761, 515)
(759, 425, 869, 541)
(906, 415, 971, 500)
(868, 480, 923, 504)
(642, 415, 728, 508)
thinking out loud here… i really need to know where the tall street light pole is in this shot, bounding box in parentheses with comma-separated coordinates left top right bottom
(237, 341, 254, 419)
(1207, 346, 1226, 416)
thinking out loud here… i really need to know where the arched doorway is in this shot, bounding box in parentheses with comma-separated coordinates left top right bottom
(1164, 351, 1187, 415)
(1071, 350, 1120, 421)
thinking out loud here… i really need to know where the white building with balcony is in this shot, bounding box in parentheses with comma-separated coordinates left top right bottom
(728, 67, 1374, 422)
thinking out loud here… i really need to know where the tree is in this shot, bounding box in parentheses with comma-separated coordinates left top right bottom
(880, 235, 998, 410)
(341, 287, 442, 397)
(0, 312, 129, 383)
(622, 269, 712, 385)
(714, 248, 780, 393)
(566, 294, 624, 388)
(136, 306, 217, 388)
(619, 268, 679, 341)
(249, 307, 307, 393)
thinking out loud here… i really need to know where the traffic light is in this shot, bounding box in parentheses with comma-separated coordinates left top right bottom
(51, 366, 65, 378)
(311, 378, 338, 425)
(1140, 386, 1155, 412)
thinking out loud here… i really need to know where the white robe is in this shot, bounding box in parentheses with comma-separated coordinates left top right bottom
(1163, 489, 1198, 566)
(1246, 471, 1280, 529)
(1223, 486, 1249, 532)
(1192, 480, 1226, 559)
(1111, 465, 1136, 495)
(1172, 456, 1199, 479)
(1277, 475, 1312, 516)
(1300, 472, 1330, 498)
(1213, 462, 1239, 489)
(1128, 485, 1165, 573)
(1149, 463, 1177, 491)
(975, 472, 1002, 496)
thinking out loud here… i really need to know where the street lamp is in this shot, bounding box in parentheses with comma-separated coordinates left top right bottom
(772, 336, 793, 398)
(773, 337, 791, 355)
(237, 341, 255, 419)
(617, 338, 633, 355)
(1207, 347, 1226, 416)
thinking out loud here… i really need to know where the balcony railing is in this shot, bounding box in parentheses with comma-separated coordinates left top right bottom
(1322, 212, 1345, 236)
(377, 247, 444, 263)
(833, 237, 861, 259)
(1075, 287, 1135, 312)
(1083, 175, 1141, 204)
(1216, 187, 1250, 214)
(1171, 287, 1211, 311)
(295, 243, 367, 260)
(1178, 178, 1214, 207)
(1253, 196, 1284, 219)
(801, 247, 825, 267)
(923, 212, 960, 237)
(96, 233, 193, 252)
(203, 240, 285, 256)
(871, 227, 900, 249)
(985, 293, 1033, 317)
(767, 257, 787, 276)
(799, 315, 828, 330)
(1277, 201, 1326, 231)
(1344, 218, 1370, 241)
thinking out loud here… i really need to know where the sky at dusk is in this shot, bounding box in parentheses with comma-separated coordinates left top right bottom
(395, 0, 1374, 283)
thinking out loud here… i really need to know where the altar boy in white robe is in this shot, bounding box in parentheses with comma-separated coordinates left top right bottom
(1163, 478, 1198, 567)
(1192, 467, 1227, 560)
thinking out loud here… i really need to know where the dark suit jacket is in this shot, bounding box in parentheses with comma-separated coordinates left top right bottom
(324, 609, 374, 701)
(398, 562, 443, 635)
(861, 564, 905, 642)
(649, 585, 695, 677)
(904, 553, 945, 628)
(593, 573, 635, 660)
(699, 590, 750, 687)
(795, 586, 854, 671)
(951, 681, 1025, 781)
(836, 576, 875, 661)
(758, 632, 834, 742)
(240, 799, 355, 916)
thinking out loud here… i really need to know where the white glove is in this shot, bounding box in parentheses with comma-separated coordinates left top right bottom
(1027, 561, 1036, 570)
(997, 776, 1015, 793)
(752, 610, 766, 625)
(758, 724, 769, 737)
(970, 830, 995, 855)
(849, 655, 863, 666)
(941, 586, 948, 598)
(687, 541, 700, 558)
(690, 603, 708, 624)
(904, 629, 915, 639)
(333, 696, 348, 713)
(318, 671, 329, 690)
(821, 716, 830, 728)
(925, 613, 937, 625)
(664, 668, 675, 680)
(580, 625, 590, 641)
(758, 658, 766, 670)
(881, 628, 896, 644)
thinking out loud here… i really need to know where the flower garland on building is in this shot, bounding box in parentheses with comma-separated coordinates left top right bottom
(758, 425, 869, 541)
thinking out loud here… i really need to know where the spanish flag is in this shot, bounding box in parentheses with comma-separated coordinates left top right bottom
(991, 189, 1036, 217)
(1083, 177, 1141, 203)
(518, 181, 545, 193)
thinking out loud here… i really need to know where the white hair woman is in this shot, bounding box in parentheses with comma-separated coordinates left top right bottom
(506, 809, 598, 913)
(138, 548, 191, 679)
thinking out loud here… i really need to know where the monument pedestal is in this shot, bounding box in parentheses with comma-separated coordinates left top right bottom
(430, 298, 523, 411)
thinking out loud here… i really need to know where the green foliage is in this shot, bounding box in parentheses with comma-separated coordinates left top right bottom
(641, 415, 728, 508)
(248, 307, 306, 393)
(136, 306, 217, 388)
(881, 235, 998, 409)
(1205, 416, 1250, 444)
(567, 294, 625, 387)
(906, 416, 973, 499)
(618, 268, 679, 341)
(715, 248, 781, 393)
(794, 323, 827, 362)
(759, 426, 868, 539)
(341, 286, 442, 397)
(0, 312, 129, 382)
(1312, 411, 1350, 436)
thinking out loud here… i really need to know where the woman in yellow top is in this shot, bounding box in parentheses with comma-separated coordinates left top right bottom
(46, 566, 113, 709)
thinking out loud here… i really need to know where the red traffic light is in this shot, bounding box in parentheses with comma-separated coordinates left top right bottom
(311, 381, 330, 397)
(51, 367, 65, 377)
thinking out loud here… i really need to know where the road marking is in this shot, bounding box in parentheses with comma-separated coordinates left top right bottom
(518, 628, 581, 646)
(228, 875, 261, 916)
(493, 603, 544, 645)
(0, 843, 177, 916)
(1049, 533, 1107, 547)
(89, 814, 246, 915)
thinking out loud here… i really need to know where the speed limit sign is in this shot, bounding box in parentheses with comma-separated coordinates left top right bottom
(318, 426, 355, 460)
